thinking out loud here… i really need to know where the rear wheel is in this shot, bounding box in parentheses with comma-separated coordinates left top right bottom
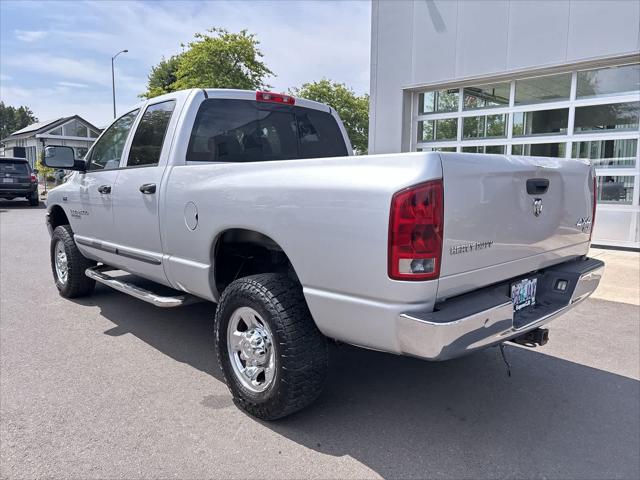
(215, 273, 328, 420)
(50, 225, 96, 298)
(28, 192, 39, 206)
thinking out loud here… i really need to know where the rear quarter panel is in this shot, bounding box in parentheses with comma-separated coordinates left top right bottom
(161, 153, 443, 306)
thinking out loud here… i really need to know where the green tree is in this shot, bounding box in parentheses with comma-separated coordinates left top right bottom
(141, 55, 182, 99)
(0, 102, 38, 139)
(290, 79, 369, 153)
(141, 28, 273, 98)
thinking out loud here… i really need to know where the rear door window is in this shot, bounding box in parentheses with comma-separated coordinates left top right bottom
(187, 99, 347, 162)
(127, 100, 176, 167)
(0, 162, 28, 175)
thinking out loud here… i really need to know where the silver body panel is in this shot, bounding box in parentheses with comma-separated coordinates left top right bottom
(46, 88, 601, 361)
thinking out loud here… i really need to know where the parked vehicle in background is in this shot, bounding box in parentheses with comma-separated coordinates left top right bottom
(43, 88, 604, 420)
(0, 157, 39, 206)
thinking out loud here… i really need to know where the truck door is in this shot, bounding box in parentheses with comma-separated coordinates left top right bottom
(110, 99, 177, 284)
(72, 109, 139, 248)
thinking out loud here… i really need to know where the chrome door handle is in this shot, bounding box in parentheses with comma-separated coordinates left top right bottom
(97, 185, 111, 194)
(139, 183, 156, 194)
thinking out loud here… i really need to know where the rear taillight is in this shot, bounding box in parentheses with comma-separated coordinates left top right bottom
(30, 173, 37, 183)
(388, 180, 444, 281)
(590, 174, 597, 241)
(256, 91, 295, 105)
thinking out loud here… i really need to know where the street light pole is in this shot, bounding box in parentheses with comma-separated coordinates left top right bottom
(111, 49, 128, 119)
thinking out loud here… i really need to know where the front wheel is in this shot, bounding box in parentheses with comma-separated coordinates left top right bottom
(215, 273, 328, 420)
(50, 225, 96, 298)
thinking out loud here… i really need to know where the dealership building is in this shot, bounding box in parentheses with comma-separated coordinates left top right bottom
(369, 0, 640, 248)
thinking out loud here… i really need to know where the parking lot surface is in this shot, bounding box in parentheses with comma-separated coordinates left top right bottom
(1, 200, 639, 479)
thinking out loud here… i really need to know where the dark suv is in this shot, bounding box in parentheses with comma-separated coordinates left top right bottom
(0, 157, 39, 206)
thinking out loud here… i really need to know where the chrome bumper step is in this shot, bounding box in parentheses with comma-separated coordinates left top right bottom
(85, 266, 200, 308)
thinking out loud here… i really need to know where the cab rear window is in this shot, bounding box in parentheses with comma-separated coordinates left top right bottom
(0, 162, 28, 174)
(186, 99, 348, 162)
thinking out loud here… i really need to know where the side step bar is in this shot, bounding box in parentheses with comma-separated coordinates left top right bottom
(85, 266, 200, 308)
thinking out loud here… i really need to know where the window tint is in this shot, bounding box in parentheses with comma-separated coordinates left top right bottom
(88, 110, 138, 171)
(511, 143, 566, 158)
(127, 101, 176, 167)
(186, 99, 347, 162)
(0, 162, 28, 174)
(512, 108, 568, 136)
(574, 101, 639, 133)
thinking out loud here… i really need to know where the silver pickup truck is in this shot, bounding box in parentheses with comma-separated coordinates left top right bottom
(43, 88, 603, 420)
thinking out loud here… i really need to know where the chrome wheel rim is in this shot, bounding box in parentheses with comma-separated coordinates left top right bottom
(227, 306, 276, 393)
(54, 240, 68, 284)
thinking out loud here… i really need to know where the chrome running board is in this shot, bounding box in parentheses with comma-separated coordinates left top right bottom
(85, 266, 200, 308)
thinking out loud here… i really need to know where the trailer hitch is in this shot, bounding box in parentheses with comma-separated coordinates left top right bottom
(510, 328, 549, 348)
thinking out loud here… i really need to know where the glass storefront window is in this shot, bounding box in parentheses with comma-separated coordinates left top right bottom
(572, 139, 637, 169)
(577, 64, 640, 99)
(418, 118, 458, 142)
(463, 82, 510, 110)
(596, 175, 635, 204)
(515, 73, 571, 105)
(513, 108, 568, 136)
(419, 89, 459, 114)
(462, 145, 506, 154)
(512, 143, 566, 157)
(463, 114, 507, 139)
(574, 101, 640, 133)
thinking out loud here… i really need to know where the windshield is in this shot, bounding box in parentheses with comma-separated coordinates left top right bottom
(0, 162, 28, 174)
(187, 99, 348, 162)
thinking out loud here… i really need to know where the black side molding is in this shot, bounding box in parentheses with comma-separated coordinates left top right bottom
(75, 237, 161, 265)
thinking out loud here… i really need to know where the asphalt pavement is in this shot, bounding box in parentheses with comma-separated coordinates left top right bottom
(1, 198, 639, 479)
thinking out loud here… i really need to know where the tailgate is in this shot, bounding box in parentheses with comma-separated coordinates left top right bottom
(438, 153, 594, 297)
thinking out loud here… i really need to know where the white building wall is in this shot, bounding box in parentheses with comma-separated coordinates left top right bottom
(369, 0, 640, 154)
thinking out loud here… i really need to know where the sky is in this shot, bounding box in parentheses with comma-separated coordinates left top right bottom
(0, 0, 371, 128)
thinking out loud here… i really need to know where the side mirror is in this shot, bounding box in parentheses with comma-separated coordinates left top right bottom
(43, 146, 86, 171)
(33, 169, 39, 175)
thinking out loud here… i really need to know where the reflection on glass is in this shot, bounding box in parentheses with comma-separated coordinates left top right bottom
(463, 114, 506, 138)
(574, 102, 640, 133)
(512, 143, 566, 158)
(596, 175, 634, 204)
(577, 64, 640, 98)
(513, 108, 568, 136)
(462, 145, 506, 154)
(572, 139, 637, 169)
(463, 82, 510, 110)
(418, 118, 458, 142)
(419, 89, 459, 114)
(515, 73, 571, 104)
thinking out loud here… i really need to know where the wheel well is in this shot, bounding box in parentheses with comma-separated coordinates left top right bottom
(49, 205, 70, 230)
(213, 229, 297, 294)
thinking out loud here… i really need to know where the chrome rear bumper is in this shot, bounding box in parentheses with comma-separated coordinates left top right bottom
(397, 257, 604, 361)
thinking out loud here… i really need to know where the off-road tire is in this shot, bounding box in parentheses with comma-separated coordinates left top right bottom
(28, 192, 39, 206)
(215, 273, 328, 420)
(50, 225, 96, 298)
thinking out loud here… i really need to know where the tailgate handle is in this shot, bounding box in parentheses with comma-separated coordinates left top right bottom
(526, 178, 549, 195)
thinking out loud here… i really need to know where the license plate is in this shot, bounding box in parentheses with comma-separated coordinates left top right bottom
(511, 277, 537, 312)
(2, 178, 13, 183)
